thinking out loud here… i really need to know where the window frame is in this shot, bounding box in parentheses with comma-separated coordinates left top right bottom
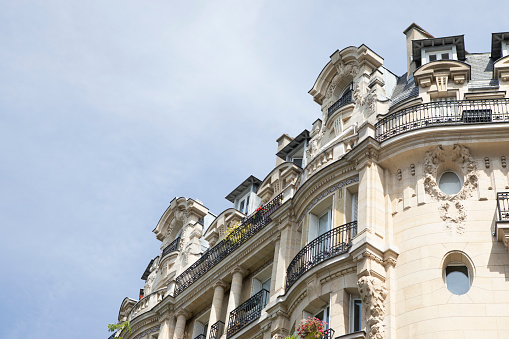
(421, 45, 458, 65)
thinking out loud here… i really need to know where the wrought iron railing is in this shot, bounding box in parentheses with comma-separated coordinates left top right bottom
(209, 320, 224, 339)
(323, 328, 335, 339)
(328, 89, 353, 119)
(226, 289, 270, 338)
(162, 237, 180, 258)
(286, 221, 357, 291)
(497, 192, 509, 221)
(173, 193, 283, 297)
(375, 98, 509, 142)
(193, 335, 206, 339)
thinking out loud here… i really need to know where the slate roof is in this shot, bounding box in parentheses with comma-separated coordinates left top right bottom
(465, 53, 499, 90)
(389, 53, 499, 108)
(389, 73, 419, 109)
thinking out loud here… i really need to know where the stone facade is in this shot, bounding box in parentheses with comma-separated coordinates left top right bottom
(111, 24, 509, 339)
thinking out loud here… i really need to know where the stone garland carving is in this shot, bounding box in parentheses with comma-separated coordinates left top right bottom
(353, 83, 377, 114)
(297, 176, 359, 225)
(423, 144, 478, 233)
(358, 276, 387, 339)
(144, 260, 159, 295)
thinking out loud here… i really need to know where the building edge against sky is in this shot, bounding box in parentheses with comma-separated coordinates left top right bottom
(111, 23, 509, 339)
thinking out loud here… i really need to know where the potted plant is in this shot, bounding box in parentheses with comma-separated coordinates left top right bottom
(295, 317, 327, 339)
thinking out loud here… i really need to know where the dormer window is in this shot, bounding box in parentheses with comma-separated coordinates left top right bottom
(421, 45, 457, 64)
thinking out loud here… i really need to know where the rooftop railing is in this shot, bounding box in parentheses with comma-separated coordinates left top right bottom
(161, 237, 180, 258)
(328, 89, 353, 120)
(497, 192, 509, 222)
(173, 193, 283, 297)
(286, 221, 357, 291)
(226, 289, 269, 338)
(375, 98, 509, 142)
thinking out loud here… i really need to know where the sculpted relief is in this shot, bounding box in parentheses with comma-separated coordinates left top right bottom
(423, 144, 478, 233)
(358, 276, 387, 339)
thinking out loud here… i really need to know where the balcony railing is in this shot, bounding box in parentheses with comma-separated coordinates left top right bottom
(497, 192, 509, 222)
(173, 193, 283, 297)
(226, 289, 269, 338)
(209, 320, 224, 339)
(286, 221, 357, 291)
(161, 237, 180, 258)
(375, 98, 509, 142)
(328, 89, 353, 119)
(323, 328, 335, 339)
(193, 335, 206, 339)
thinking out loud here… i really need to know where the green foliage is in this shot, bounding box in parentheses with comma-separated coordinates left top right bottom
(107, 321, 132, 339)
(285, 334, 298, 339)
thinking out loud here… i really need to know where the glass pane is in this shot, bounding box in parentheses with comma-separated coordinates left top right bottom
(441, 53, 450, 60)
(353, 299, 362, 332)
(438, 172, 462, 195)
(446, 266, 470, 295)
(319, 213, 329, 236)
(429, 54, 437, 62)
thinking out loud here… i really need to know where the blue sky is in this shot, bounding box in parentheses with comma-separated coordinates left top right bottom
(1, 1, 508, 338)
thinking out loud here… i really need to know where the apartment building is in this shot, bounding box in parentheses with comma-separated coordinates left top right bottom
(112, 23, 509, 339)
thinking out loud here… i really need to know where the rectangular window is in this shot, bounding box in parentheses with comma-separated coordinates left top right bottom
(351, 193, 358, 221)
(350, 298, 362, 332)
(315, 306, 330, 329)
(239, 200, 245, 214)
(245, 196, 250, 214)
(318, 211, 330, 236)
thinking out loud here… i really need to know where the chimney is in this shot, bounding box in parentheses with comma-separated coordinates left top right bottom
(403, 23, 434, 77)
(276, 134, 293, 166)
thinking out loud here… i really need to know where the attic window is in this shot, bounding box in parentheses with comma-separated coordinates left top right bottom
(421, 45, 457, 64)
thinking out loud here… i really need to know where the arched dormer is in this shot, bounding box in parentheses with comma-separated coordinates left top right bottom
(153, 197, 209, 250)
(118, 297, 137, 323)
(308, 44, 384, 108)
(257, 161, 302, 204)
(203, 208, 244, 247)
(414, 60, 471, 98)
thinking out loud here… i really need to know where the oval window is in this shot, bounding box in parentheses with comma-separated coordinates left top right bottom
(445, 265, 470, 295)
(438, 171, 462, 195)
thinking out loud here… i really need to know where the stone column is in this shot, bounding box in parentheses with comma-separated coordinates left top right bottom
(207, 280, 227, 329)
(173, 310, 189, 339)
(225, 267, 246, 322)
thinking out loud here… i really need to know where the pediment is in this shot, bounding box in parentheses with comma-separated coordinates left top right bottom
(309, 45, 383, 105)
(414, 60, 471, 87)
(153, 197, 208, 243)
(494, 55, 509, 81)
(118, 297, 137, 322)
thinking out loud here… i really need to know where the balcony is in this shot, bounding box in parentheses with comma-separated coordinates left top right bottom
(328, 89, 353, 120)
(173, 193, 283, 297)
(375, 98, 509, 142)
(209, 320, 224, 339)
(497, 192, 509, 222)
(286, 221, 357, 291)
(336, 331, 366, 339)
(161, 237, 180, 258)
(226, 289, 269, 338)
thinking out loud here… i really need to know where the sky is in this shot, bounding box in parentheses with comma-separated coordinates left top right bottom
(1, 1, 508, 338)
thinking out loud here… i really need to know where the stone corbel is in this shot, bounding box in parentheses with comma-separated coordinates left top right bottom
(414, 60, 470, 90)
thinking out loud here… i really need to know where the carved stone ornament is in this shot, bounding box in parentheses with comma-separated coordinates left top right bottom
(423, 144, 478, 233)
(354, 82, 377, 114)
(358, 276, 388, 339)
(144, 260, 159, 295)
(333, 56, 360, 79)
